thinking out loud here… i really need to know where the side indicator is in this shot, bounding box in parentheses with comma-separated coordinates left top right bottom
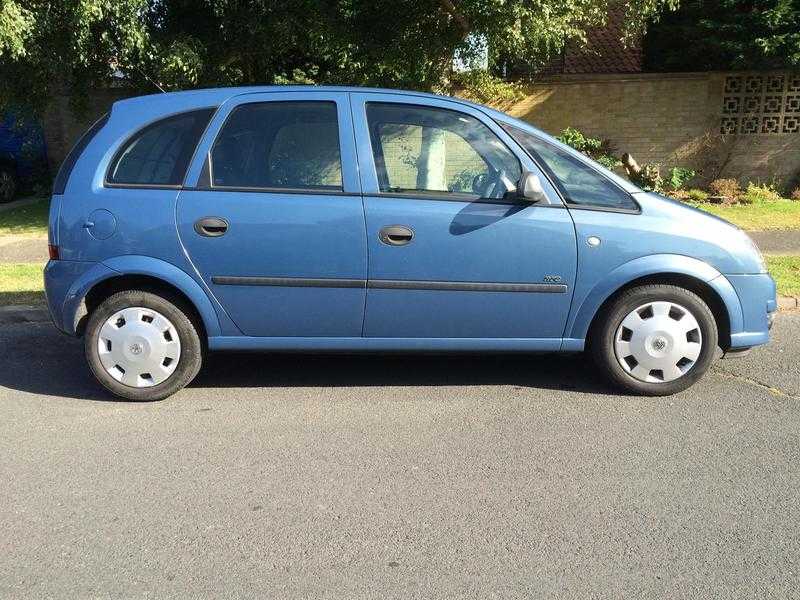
(48, 244, 59, 260)
(587, 236, 601, 247)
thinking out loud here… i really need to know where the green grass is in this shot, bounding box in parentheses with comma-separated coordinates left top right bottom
(766, 256, 800, 297)
(0, 198, 50, 237)
(692, 199, 800, 231)
(0, 263, 45, 306)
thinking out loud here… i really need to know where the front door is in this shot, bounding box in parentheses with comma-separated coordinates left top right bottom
(177, 92, 366, 337)
(350, 93, 577, 341)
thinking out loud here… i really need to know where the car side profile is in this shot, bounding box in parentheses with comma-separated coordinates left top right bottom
(44, 86, 776, 401)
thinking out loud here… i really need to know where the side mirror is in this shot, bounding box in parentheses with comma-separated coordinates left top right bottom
(517, 171, 548, 203)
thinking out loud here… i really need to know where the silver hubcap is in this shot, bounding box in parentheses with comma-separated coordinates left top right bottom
(97, 307, 181, 388)
(614, 301, 702, 383)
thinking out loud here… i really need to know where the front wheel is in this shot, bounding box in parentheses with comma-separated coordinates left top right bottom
(591, 284, 718, 396)
(84, 290, 203, 401)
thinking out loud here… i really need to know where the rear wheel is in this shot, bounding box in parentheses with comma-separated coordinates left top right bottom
(591, 284, 718, 396)
(84, 290, 203, 401)
(0, 166, 17, 203)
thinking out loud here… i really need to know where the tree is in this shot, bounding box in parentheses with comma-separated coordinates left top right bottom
(0, 0, 678, 115)
(644, 0, 800, 71)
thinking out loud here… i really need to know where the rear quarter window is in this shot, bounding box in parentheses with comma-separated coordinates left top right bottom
(52, 113, 109, 195)
(106, 108, 215, 187)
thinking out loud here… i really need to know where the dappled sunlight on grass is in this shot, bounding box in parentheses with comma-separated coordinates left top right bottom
(0, 198, 50, 237)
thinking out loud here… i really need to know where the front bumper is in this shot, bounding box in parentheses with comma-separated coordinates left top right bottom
(725, 272, 777, 349)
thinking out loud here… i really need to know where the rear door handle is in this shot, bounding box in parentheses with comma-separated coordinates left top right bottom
(379, 225, 414, 246)
(194, 217, 229, 237)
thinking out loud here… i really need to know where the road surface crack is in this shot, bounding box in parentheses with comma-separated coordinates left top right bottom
(712, 365, 799, 399)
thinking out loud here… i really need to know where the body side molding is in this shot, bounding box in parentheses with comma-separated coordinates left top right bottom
(212, 276, 568, 294)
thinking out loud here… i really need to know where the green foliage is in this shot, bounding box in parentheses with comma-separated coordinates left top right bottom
(686, 188, 709, 202)
(452, 70, 523, 104)
(0, 1, 34, 59)
(743, 182, 783, 204)
(645, 0, 800, 71)
(665, 166, 696, 191)
(557, 127, 601, 153)
(556, 127, 622, 170)
(0, 0, 678, 116)
(595, 155, 623, 170)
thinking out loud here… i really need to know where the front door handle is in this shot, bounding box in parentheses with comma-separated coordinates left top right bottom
(194, 217, 229, 237)
(379, 225, 414, 246)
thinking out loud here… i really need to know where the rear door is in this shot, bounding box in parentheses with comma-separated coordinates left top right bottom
(351, 93, 577, 341)
(178, 92, 366, 337)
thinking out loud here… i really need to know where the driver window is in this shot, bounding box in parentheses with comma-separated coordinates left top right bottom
(366, 103, 521, 199)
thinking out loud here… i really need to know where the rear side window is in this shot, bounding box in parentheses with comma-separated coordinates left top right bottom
(53, 113, 109, 195)
(107, 108, 215, 187)
(501, 124, 637, 211)
(209, 101, 342, 191)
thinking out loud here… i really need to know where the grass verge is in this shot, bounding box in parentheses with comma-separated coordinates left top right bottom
(766, 256, 800, 297)
(0, 263, 45, 306)
(692, 199, 800, 231)
(0, 198, 50, 237)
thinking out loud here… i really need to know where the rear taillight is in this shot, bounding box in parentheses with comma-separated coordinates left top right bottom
(48, 244, 59, 260)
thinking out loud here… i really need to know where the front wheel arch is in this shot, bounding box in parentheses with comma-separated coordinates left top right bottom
(586, 273, 731, 351)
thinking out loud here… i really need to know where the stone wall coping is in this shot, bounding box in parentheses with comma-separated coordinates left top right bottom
(526, 70, 796, 86)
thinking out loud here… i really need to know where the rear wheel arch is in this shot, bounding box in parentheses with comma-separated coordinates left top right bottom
(79, 274, 207, 345)
(586, 273, 732, 351)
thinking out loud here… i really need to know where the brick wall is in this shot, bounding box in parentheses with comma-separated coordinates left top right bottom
(503, 71, 800, 189)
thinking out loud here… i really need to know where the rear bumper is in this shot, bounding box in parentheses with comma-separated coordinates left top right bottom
(43, 259, 107, 335)
(726, 273, 777, 349)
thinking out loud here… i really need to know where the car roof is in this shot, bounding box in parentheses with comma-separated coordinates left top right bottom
(108, 85, 641, 195)
(111, 85, 498, 116)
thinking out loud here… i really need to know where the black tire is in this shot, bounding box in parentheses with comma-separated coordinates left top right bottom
(84, 290, 203, 401)
(590, 284, 718, 396)
(0, 165, 17, 203)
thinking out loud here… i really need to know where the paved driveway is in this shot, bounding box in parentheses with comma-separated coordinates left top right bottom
(1, 315, 798, 598)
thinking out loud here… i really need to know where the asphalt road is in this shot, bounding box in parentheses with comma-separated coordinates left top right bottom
(1, 315, 799, 598)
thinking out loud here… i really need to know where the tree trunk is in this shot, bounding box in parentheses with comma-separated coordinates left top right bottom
(417, 127, 447, 191)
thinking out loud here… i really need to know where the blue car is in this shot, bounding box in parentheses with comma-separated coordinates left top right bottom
(44, 87, 776, 401)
